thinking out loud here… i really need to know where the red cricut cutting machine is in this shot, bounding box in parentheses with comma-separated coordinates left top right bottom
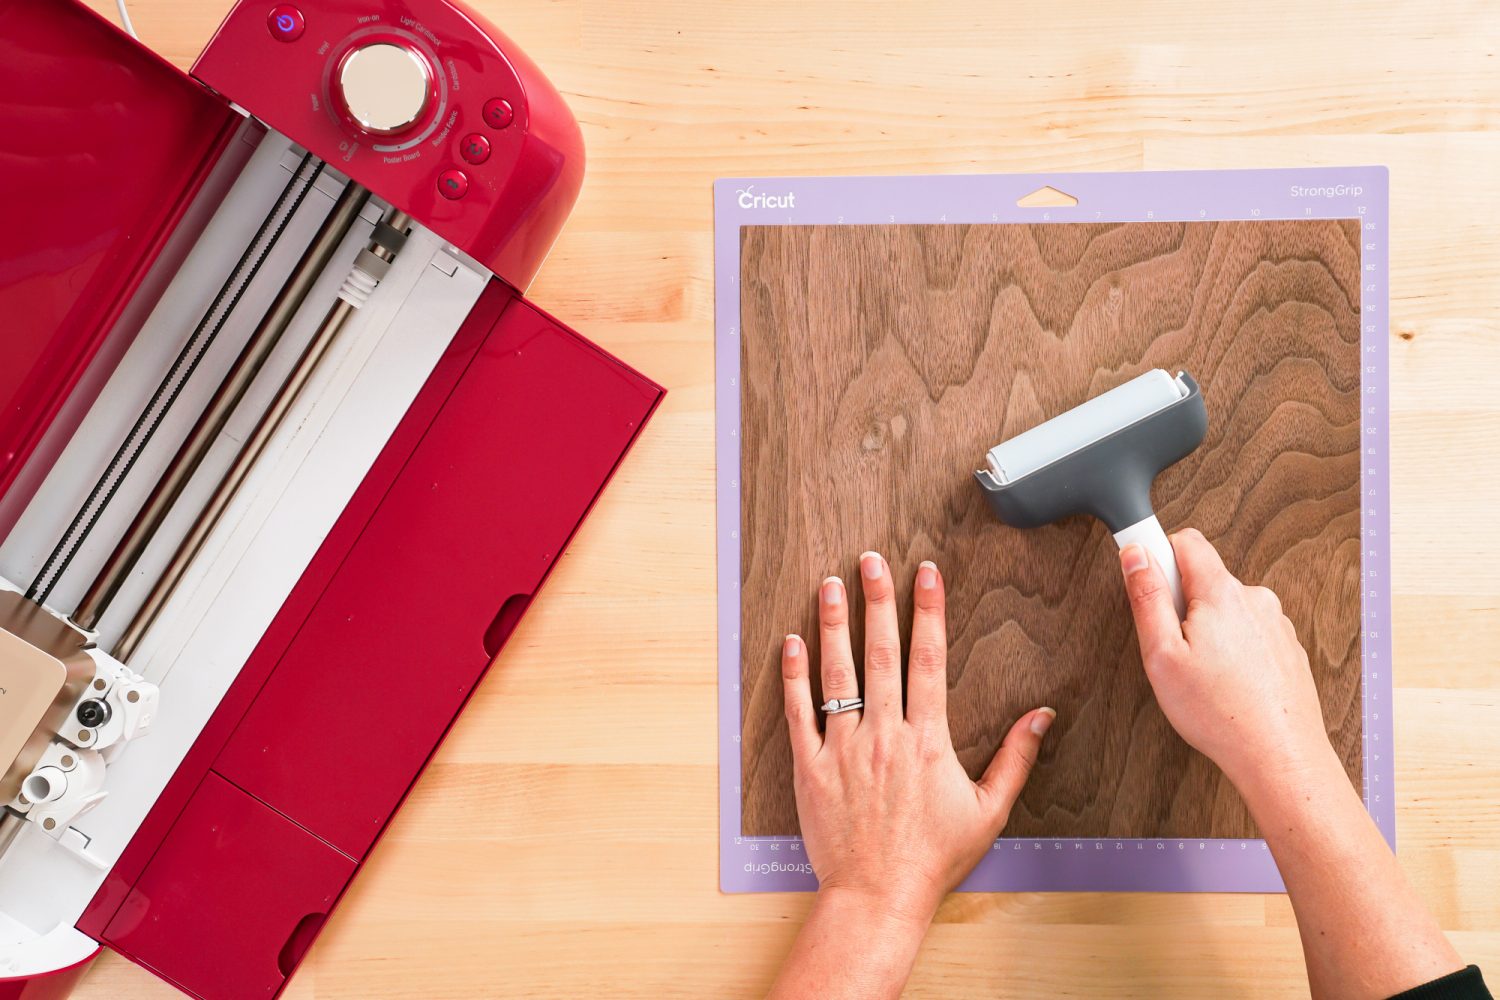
(0, 1, 661, 996)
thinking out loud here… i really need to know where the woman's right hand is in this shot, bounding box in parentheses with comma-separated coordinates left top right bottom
(1122, 529, 1474, 998)
(1118, 528, 1335, 791)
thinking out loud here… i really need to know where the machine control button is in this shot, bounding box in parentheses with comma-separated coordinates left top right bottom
(482, 98, 514, 129)
(438, 169, 469, 200)
(337, 43, 432, 135)
(267, 5, 305, 42)
(459, 133, 491, 164)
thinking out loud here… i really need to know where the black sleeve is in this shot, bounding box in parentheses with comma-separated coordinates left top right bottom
(1389, 966, 1492, 1000)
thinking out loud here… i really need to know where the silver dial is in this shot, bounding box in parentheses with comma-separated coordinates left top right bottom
(338, 43, 431, 135)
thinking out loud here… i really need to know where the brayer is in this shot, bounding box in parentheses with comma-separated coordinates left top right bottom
(974, 369, 1208, 618)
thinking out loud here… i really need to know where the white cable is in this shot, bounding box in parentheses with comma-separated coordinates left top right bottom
(115, 0, 139, 38)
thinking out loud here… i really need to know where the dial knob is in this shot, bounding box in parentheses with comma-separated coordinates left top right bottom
(337, 43, 431, 135)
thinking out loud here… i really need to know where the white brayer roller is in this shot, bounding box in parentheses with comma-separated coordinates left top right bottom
(974, 369, 1209, 618)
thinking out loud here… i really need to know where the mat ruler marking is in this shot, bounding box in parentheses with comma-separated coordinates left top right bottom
(716, 167, 1392, 892)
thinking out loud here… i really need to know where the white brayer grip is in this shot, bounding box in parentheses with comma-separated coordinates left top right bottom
(1113, 514, 1186, 620)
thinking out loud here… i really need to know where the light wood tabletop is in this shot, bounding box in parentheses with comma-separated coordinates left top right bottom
(72, 1, 1500, 996)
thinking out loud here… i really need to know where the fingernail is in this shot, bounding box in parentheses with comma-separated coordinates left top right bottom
(1030, 707, 1057, 736)
(1120, 544, 1148, 575)
(821, 577, 843, 604)
(784, 634, 801, 658)
(917, 560, 938, 589)
(860, 552, 883, 580)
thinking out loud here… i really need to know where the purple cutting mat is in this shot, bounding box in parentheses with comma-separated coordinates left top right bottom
(714, 167, 1392, 893)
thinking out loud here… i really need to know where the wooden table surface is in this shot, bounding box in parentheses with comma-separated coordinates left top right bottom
(75, 1, 1500, 996)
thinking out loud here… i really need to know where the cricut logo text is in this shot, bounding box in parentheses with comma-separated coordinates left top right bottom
(737, 186, 796, 210)
(1289, 183, 1364, 198)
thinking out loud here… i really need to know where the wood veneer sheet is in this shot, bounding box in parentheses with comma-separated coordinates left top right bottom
(715, 168, 1392, 892)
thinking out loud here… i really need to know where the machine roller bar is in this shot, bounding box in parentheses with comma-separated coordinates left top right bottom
(71, 181, 373, 632)
(111, 207, 413, 662)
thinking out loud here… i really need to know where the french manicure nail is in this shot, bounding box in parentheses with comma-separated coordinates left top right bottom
(1120, 544, 1148, 574)
(860, 552, 883, 580)
(1030, 707, 1057, 736)
(784, 634, 801, 658)
(917, 560, 938, 589)
(821, 577, 843, 604)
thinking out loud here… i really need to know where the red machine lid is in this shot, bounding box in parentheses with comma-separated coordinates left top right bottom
(0, 0, 238, 523)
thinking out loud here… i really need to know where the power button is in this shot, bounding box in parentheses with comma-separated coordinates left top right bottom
(267, 5, 305, 42)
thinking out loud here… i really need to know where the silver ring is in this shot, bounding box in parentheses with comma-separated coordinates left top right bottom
(820, 697, 863, 715)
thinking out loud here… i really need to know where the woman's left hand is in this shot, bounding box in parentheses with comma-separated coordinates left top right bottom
(782, 552, 1055, 923)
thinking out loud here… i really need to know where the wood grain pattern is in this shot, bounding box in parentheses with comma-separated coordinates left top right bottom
(71, 0, 1500, 996)
(739, 220, 1364, 838)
